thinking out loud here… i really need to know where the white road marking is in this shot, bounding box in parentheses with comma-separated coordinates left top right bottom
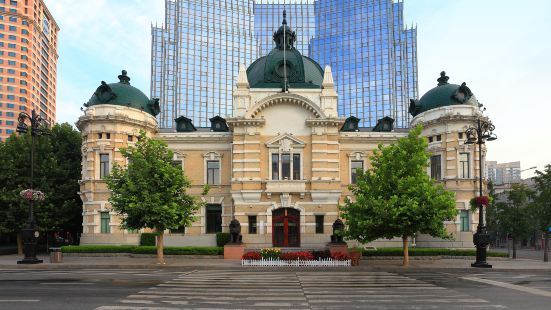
(462, 276, 551, 297)
(40, 282, 93, 285)
(0, 300, 40, 302)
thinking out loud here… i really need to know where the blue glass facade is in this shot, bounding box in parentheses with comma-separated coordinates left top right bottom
(254, 0, 316, 57)
(310, 0, 417, 128)
(152, 0, 256, 128)
(152, 0, 417, 129)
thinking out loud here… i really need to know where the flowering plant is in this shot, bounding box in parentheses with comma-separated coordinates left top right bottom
(469, 196, 490, 210)
(19, 189, 45, 202)
(330, 252, 350, 261)
(260, 248, 281, 260)
(242, 252, 262, 260)
(279, 251, 315, 261)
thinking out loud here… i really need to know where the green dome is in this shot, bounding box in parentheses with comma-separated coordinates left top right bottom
(247, 10, 324, 89)
(85, 70, 160, 116)
(409, 71, 478, 117)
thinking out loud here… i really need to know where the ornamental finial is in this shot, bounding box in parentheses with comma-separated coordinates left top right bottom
(437, 71, 449, 86)
(118, 70, 131, 85)
(282, 9, 287, 25)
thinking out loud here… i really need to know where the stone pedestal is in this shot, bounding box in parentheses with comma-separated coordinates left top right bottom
(327, 243, 348, 256)
(224, 243, 245, 260)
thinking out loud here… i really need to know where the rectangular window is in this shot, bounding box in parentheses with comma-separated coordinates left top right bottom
(428, 136, 433, 143)
(292, 153, 300, 180)
(351, 160, 364, 184)
(459, 153, 470, 178)
(99, 153, 109, 178)
(105, 133, 110, 139)
(97, 133, 102, 139)
(281, 153, 290, 180)
(271, 153, 279, 180)
(127, 135, 133, 142)
(170, 226, 185, 234)
(172, 160, 182, 170)
(315, 215, 324, 234)
(458, 132, 463, 139)
(248, 215, 257, 234)
(460, 210, 469, 232)
(100, 212, 110, 233)
(206, 160, 220, 185)
(206, 204, 222, 233)
(430, 155, 442, 180)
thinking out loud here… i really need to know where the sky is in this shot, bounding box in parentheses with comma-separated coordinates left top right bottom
(44, 0, 551, 178)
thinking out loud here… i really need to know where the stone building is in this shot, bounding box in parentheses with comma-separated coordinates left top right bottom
(77, 18, 490, 248)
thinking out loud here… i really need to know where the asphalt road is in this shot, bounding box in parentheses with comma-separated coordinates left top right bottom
(1, 268, 550, 309)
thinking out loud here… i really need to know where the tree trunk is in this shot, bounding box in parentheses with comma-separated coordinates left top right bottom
(402, 235, 409, 267)
(544, 231, 549, 263)
(512, 236, 517, 259)
(16, 233, 23, 255)
(156, 232, 165, 265)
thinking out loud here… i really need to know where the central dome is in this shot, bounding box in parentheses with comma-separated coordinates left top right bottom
(247, 10, 323, 89)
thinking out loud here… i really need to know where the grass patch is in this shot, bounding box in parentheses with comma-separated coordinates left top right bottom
(362, 247, 507, 257)
(61, 245, 223, 255)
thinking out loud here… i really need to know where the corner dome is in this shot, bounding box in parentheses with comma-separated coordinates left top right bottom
(85, 70, 160, 117)
(246, 10, 323, 89)
(409, 71, 478, 117)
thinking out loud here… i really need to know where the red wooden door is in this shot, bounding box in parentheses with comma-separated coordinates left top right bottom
(272, 208, 300, 247)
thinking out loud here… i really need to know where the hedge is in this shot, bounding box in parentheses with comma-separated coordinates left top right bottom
(140, 233, 157, 246)
(61, 245, 223, 255)
(361, 248, 508, 257)
(61, 245, 136, 253)
(216, 232, 230, 247)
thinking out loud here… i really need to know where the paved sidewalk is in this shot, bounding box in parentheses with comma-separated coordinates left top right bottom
(1, 254, 549, 271)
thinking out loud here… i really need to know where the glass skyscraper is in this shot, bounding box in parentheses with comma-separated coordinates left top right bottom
(152, 0, 417, 129)
(152, 0, 256, 128)
(254, 0, 316, 57)
(310, 0, 417, 128)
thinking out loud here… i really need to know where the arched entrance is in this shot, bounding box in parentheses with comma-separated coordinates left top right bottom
(272, 208, 300, 247)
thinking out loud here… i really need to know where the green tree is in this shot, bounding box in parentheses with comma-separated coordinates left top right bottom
(0, 124, 82, 253)
(340, 125, 457, 266)
(506, 183, 533, 259)
(105, 131, 206, 264)
(531, 164, 551, 262)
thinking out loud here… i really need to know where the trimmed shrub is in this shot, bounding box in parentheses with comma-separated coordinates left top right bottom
(362, 248, 508, 258)
(61, 245, 137, 253)
(61, 245, 223, 255)
(131, 246, 223, 255)
(242, 252, 262, 260)
(216, 232, 230, 247)
(140, 233, 157, 246)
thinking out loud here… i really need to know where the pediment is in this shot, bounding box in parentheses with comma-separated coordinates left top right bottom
(266, 134, 306, 150)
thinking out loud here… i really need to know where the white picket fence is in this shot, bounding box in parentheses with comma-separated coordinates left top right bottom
(242, 258, 351, 267)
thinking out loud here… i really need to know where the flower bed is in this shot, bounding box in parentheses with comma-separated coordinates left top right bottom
(242, 249, 351, 267)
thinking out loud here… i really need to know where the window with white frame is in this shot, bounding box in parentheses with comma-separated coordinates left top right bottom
(350, 160, 364, 184)
(459, 153, 470, 178)
(430, 155, 442, 180)
(206, 160, 220, 185)
(271, 152, 301, 180)
(99, 153, 109, 178)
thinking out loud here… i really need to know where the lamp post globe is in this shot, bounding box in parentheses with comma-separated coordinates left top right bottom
(465, 117, 496, 268)
(16, 109, 46, 265)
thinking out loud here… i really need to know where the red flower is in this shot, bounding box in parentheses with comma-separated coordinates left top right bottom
(331, 252, 350, 261)
(242, 252, 262, 260)
(280, 251, 314, 261)
(474, 196, 489, 207)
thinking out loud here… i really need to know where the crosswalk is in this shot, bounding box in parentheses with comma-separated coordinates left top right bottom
(96, 270, 506, 310)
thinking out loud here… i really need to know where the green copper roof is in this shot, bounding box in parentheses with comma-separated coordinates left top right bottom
(247, 10, 323, 89)
(85, 70, 160, 116)
(409, 71, 478, 117)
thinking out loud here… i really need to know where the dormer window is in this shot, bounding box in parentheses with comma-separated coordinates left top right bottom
(341, 116, 360, 132)
(175, 116, 197, 132)
(209, 116, 229, 132)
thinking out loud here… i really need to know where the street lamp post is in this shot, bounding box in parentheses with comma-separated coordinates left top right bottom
(465, 118, 497, 268)
(16, 109, 46, 264)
